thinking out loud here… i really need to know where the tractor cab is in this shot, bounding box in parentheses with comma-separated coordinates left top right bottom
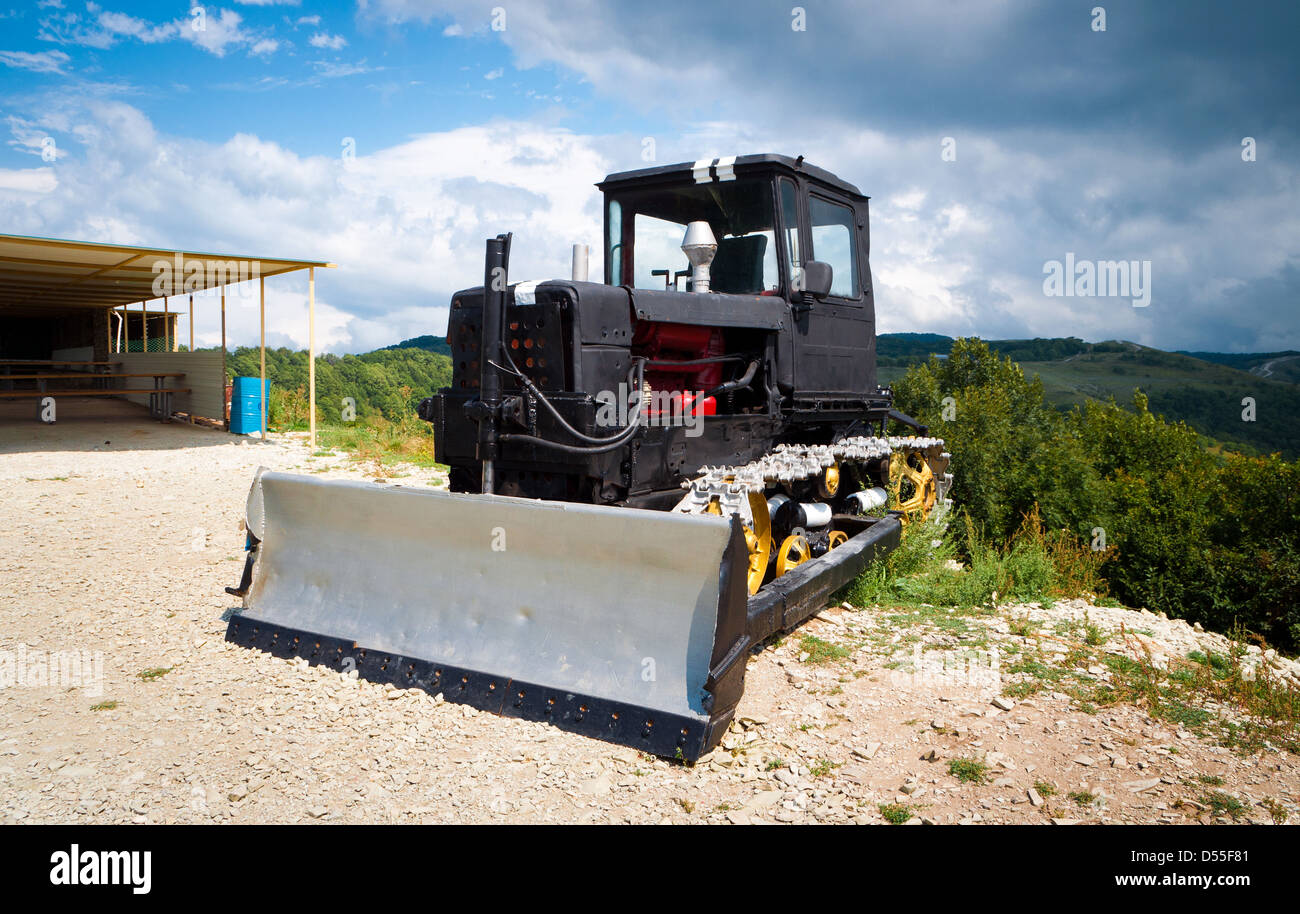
(597, 154, 870, 306)
(598, 154, 879, 406)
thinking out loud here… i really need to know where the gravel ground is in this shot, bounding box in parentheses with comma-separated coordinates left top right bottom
(2, 410, 1297, 825)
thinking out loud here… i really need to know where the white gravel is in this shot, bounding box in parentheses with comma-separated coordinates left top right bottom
(1, 413, 1296, 824)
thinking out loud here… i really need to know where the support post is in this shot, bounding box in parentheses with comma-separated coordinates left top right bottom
(308, 267, 316, 449)
(188, 294, 194, 352)
(163, 296, 169, 351)
(260, 276, 267, 441)
(141, 300, 148, 352)
(221, 288, 228, 430)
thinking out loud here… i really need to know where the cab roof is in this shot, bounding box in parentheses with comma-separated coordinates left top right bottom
(598, 154, 866, 200)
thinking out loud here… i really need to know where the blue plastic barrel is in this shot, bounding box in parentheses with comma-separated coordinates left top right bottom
(229, 376, 270, 435)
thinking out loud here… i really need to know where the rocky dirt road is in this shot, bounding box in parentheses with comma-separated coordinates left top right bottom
(2, 418, 1296, 824)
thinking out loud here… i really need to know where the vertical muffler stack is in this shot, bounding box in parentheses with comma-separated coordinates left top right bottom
(477, 233, 511, 494)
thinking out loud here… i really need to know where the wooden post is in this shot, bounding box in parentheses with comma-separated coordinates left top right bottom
(221, 287, 228, 430)
(141, 300, 148, 353)
(308, 267, 316, 449)
(188, 294, 194, 352)
(260, 276, 267, 441)
(163, 296, 169, 351)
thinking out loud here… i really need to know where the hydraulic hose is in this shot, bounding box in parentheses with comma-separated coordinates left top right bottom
(703, 359, 759, 401)
(496, 355, 648, 452)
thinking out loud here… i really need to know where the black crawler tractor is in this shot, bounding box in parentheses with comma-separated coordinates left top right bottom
(226, 155, 950, 760)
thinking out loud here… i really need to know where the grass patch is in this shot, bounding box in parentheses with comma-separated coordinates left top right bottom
(809, 759, 841, 778)
(799, 635, 850, 664)
(314, 413, 447, 471)
(1260, 797, 1288, 824)
(841, 507, 1108, 612)
(1033, 779, 1058, 797)
(947, 757, 989, 784)
(1200, 791, 1247, 820)
(137, 667, 173, 682)
(765, 758, 785, 771)
(878, 803, 914, 825)
(1068, 789, 1097, 807)
(89, 700, 118, 711)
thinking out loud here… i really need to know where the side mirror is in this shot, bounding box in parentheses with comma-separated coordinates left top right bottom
(799, 260, 833, 300)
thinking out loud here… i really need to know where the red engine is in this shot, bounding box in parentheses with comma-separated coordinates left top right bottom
(632, 321, 722, 417)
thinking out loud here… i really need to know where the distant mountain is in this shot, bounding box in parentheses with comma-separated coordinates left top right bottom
(1177, 349, 1300, 384)
(369, 330, 1300, 458)
(877, 335, 1299, 458)
(384, 335, 452, 357)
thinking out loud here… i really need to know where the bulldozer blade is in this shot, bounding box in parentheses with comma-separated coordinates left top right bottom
(224, 471, 751, 761)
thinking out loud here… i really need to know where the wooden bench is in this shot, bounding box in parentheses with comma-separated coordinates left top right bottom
(3, 387, 191, 422)
(0, 372, 185, 386)
(0, 360, 116, 367)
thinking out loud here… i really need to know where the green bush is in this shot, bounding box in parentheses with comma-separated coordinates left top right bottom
(890, 338, 1300, 652)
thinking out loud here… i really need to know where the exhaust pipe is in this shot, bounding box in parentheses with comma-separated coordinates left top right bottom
(571, 243, 589, 282)
(478, 232, 512, 494)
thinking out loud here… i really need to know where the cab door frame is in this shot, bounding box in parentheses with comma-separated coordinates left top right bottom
(776, 175, 875, 403)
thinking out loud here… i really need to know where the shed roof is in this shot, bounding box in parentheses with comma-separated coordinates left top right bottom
(0, 233, 333, 318)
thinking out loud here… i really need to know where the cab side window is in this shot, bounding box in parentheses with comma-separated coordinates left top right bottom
(779, 178, 801, 281)
(809, 196, 859, 298)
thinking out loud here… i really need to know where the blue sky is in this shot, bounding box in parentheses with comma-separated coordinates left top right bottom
(1, 0, 1297, 354)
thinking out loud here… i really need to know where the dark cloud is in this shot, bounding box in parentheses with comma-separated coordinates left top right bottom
(397, 0, 1299, 351)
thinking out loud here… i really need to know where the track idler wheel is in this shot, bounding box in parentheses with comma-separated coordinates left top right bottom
(889, 448, 938, 523)
(775, 533, 811, 576)
(818, 461, 841, 499)
(744, 492, 773, 595)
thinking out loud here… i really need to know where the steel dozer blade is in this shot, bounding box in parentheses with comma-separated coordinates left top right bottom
(224, 471, 752, 760)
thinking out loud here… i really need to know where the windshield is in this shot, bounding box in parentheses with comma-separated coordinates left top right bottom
(607, 178, 780, 294)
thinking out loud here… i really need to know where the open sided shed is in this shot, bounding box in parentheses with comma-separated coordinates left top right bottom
(0, 233, 333, 443)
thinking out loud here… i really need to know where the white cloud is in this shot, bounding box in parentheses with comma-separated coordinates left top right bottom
(442, 24, 463, 36)
(295, 15, 320, 26)
(97, 10, 178, 43)
(0, 167, 58, 193)
(38, 6, 180, 48)
(310, 60, 379, 79)
(0, 49, 71, 74)
(309, 32, 347, 50)
(181, 9, 253, 58)
(0, 99, 610, 353)
(37, 5, 281, 59)
(483, 68, 502, 80)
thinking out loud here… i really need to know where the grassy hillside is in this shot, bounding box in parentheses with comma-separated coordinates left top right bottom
(224, 345, 451, 424)
(384, 335, 452, 357)
(222, 331, 1299, 458)
(880, 336, 1300, 458)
